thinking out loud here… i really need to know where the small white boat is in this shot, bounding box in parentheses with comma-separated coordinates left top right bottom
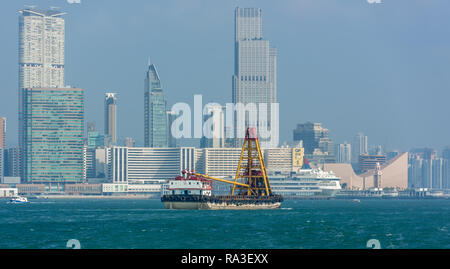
(9, 196, 29, 204)
(352, 199, 361, 203)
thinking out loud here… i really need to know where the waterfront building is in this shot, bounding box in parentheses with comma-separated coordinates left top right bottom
(351, 132, 368, 164)
(264, 147, 304, 174)
(109, 147, 196, 183)
(18, 8, 65, 90)
(195, 148, 242, 178)
(335, 142, 351, 163)
(0, 117, 5, 148)
(358, 154, 387, 172)
(144, 62, 168, 147)
(232, 7, 278, 148)
(0, 188, 18, 198)
(104, 93, 117, 145)
(324, 152, 408, 190)
(83, 146, 95, 179)
(19, 88, 84, 183)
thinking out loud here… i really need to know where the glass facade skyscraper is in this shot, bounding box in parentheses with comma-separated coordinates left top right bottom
(19, 88, 84, 183)
(232, 7, 277, 148)
(144, 62, 168, 147)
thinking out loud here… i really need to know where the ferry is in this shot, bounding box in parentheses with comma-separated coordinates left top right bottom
(9, 196, 29, 204)
(268, 167, 342, 199)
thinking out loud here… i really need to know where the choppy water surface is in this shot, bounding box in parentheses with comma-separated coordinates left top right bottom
(0, 199, 448, 249)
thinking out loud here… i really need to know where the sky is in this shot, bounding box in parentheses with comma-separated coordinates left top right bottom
(0, 0, 449, 152)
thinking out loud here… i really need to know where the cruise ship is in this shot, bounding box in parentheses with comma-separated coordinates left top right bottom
(269, 167, 342, 199)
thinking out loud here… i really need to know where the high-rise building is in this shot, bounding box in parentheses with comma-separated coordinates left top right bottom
(144, 62, 168, 147)
(200, 104, 225, 148)
(19, 88, 84, 183)
(83, 146, 95, 180)
(443, 159, 450, 190)
(5, 147, 21, 178)
(351, 132, 368, 164)
(358, 154, 386, 172)
(264, 147, 304, 174)
(408, 155, 423, 188)
(109, 147, 196, 183)
(432, 158, 443, 189)
(104, 93, 117, 145)
(18, 8, 65, 90)
(410, 148, 436, 160)
(166, 111, 179, 148)
(336, 142, 351, 163)
(87, 131, 105, 149)
(293, 122, 332, 154)
(232, 7, 277, 148)
(0, 148, 4, 181)
(0, 117, 5, 148)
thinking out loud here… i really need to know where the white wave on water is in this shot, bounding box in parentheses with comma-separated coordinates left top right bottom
(281, 207, 292, 210)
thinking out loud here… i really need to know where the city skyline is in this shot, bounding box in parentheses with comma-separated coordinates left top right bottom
(1, 1, 450, 152)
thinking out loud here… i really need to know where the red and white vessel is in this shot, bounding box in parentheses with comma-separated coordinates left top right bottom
(161, 173, 213, 209)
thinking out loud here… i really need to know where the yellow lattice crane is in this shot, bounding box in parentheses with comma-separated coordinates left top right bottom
(182, 127, 273, 197)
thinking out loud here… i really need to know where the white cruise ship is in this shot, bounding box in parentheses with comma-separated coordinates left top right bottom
(269, 168, 342, 198)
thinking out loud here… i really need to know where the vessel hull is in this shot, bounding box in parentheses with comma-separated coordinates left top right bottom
(161, 194, 283, 210)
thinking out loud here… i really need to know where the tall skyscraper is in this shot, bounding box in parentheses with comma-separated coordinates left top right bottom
(200, 104, 225, 148)
(144, 62, 168, 147)
(104, 93, 117, 145)
(19, 88, 84, 183)
(351, 132, 368, 164)
(0, 148, 4, 181)
(232, 7, 277, 148)
(18, 8, 65, 90)
(0, 117, 5, 148)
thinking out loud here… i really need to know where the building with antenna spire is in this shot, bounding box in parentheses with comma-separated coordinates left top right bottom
(104, 93, 117, 145)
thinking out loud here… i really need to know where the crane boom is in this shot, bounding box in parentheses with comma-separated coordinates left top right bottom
(182, 170, 250, 188)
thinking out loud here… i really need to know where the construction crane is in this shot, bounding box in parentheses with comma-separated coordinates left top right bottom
(182, 127, 273, 197)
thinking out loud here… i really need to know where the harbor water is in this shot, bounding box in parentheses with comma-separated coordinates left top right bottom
(0, 199, 448, 249)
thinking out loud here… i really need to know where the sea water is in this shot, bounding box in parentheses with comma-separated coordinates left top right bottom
(0, 199, 448, 249)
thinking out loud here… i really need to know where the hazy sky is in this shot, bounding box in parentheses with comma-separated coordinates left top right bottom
(1, 0, 449, 152)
